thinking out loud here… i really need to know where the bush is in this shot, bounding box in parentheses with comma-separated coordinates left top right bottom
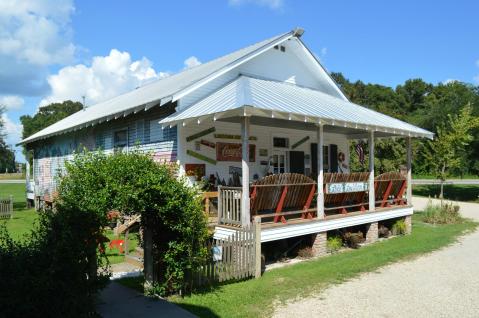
(58, 150, 209, 296)
(0, 206, 108, 317)
(423, 201, 462, 224)
(327, 236, 342, 253)
(378, 224, 391, 238)
(343, 231, 364, 249)
(297, 246, 314, 258)
(391, 219, 407, 235)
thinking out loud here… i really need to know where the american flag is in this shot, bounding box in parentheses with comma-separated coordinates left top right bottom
(355, 142, 365, 165)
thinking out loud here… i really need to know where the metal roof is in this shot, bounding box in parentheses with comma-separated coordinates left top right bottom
(159, 76, 434, 139)
(20, 30, 297, 145)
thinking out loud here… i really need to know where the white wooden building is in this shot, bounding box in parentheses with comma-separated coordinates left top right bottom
(20, 28, 433, 248)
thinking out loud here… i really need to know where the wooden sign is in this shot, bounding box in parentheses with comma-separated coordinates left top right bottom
(200, 139, 216, 149)
(186, 150, 217, 165)
(326, 182, 369, 194)
(185, 164, 206, 178)
(292, 136, 310, 149)
(214, 133, 257, 141)
(216, 142, 255, 162)
(186, 127, 215, 142)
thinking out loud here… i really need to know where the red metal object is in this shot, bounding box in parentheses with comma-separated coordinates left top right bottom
(396, 180, 407, 205)
(274, 186, 288, 223)
(109, 239, 125, 254)
(250, 186, 257, 215)
(380, 180, 393, 207)
(302, 184, 316, 219)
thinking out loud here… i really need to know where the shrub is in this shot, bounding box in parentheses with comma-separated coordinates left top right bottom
(58, 150, 209, 296)
(297, 246, 314, 258)
(378, 224, 391, 238)
(327, 236, 342, 253)
(343, 231, 364, 249)
(423, 201, 461, 224)
(391, 219, 407, 235)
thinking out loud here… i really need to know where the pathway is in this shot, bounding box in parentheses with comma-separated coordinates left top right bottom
(273, 197, 479, 318)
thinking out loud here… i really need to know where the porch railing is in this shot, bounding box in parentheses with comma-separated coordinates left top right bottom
(218, 186, 242, 226)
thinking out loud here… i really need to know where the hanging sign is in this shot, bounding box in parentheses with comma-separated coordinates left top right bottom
(186, 127, 215, 142)
(212, 246, 223, 262)
(214, 133, 257, 141)
(326, 182, 369, 194)
(186, 150, 217, 165)
(216, 143, 255, 162)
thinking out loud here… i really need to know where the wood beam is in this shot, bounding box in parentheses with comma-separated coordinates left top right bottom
(317, 124, 325, 219)
(241, 116, 251, 226)
(369, 130, 375, 211)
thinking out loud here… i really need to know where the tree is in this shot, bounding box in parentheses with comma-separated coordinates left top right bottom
(424, 105, 479, 199)
(20, 100, 83, 140)
(0, 106, 15, 173)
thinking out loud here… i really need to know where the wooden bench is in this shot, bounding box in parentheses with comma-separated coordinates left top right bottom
(374, 172, 407, 207)
(250, 173, 316, 224)
(323, 172, 370, 214)
(0, 196, 13, 219)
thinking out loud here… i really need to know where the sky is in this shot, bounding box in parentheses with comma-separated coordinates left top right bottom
(1, 0, 478, 163)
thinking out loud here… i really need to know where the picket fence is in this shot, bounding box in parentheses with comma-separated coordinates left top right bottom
(0, 196, 13, 219)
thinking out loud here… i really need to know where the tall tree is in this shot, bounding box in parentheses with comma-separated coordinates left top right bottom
(0, 106, 16, 172)
(20, 100, 83, 140)
(424, 105, 479, 198)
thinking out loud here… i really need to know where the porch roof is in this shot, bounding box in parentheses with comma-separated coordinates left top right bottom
(159, 76, 434, 139)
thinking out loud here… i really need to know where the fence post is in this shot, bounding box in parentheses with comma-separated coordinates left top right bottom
(217, 186, 222, 224)
(143, 223, 154, 291)
(9, 195, 13, 218)
(254, 216, 262, 278)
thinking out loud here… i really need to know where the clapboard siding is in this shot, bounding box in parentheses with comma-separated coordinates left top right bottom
(32, 104, 177, 197)
(178, 121, 350, 182)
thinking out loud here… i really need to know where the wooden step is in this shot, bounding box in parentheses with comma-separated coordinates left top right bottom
(116, 214, 141, 235)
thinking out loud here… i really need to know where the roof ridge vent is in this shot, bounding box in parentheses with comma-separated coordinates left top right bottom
(293, 27, 304, 37)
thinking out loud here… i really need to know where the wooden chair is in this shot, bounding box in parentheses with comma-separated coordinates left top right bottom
(250, 173, 316, 224)
(374, 172, 407, 208)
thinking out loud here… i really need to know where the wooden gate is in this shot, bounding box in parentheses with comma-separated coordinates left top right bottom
(190, 222, 259, 287)
(0, 196, 13, 219)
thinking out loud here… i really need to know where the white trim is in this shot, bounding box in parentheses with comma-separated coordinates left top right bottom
(214, 206, 413, 243)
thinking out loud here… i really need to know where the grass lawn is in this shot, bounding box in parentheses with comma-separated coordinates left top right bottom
(413, 184, 479, 203)
(118, 213, 477, 318)
(0, 182, 27, 210)
(413, 174, 479, 179)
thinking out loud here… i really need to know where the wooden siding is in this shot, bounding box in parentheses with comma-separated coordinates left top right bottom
(31, 104, 177, 197)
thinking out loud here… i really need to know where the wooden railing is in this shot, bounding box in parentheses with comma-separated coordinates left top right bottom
(218, 186, 242, 226)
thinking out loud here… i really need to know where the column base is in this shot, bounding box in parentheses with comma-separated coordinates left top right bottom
(311, 232, 327, 257)
(365, 222, 378, 244)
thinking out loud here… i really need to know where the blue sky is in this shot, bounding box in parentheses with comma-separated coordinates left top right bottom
(1, 0, 478, 162)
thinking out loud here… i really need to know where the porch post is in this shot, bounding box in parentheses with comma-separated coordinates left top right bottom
(406, 137, 412, 205)
(241, 116, 251, 226)
(368, 131, 375, 211)
(317, 124, 324, 219)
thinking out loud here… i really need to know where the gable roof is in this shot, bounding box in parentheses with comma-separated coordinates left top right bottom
(21, 29, 306, 145)
(159, 76, 433, 139)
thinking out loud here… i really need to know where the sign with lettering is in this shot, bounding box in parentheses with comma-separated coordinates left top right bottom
(212, 246, 222, 262)
(326, 182, 369, 194)
(216, 142, 255, 162)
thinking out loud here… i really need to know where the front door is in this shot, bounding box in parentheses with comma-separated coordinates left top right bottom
(289, 151, 305, 174)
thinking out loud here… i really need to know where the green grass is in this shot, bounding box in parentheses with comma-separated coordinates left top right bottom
(413, 174, 479, 179)
(413, 184, 479, 202)
(0, 183, 27, 210)
(160, 214, 476, 318)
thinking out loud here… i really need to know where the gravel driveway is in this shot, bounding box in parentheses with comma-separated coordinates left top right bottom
(273, 197, 479, 318)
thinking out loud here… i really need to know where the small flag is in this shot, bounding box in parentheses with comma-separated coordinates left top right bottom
(355, 142, 365, 165)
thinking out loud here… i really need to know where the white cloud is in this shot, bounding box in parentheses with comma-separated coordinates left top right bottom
(184, 56, 202, 69)
(0, 95, 24, 110)
(40, 49, 164, 107)
(0, 0, 75, 96)
(1, 113, 23, 146)
(321, 47, 328, 56)
(228, 0, 284, 10)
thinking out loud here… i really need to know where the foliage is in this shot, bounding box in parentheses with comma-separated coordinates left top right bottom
(0, 105, 16, 172)
(326, 236, 342, 253)
(342, 231, 364, 249)
(331, 73, 479, 177)
(0, 206, 109, 317)
(378, 224, 391, 238)
(423, 201, 462, 225)
(171, 214, 477, 318)
(59, 150, 209, 296)
(413, 184, 479, 203)
(423, 105, 479, 197)
(297, 246, 314, 258)
(20, 100, 83, 140)
(391, 219, 407, 235)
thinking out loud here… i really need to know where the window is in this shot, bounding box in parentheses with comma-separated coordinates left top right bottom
(273, 137, 289, 148)
(114, 129, 127, 151)
(149, 119, 164, 142)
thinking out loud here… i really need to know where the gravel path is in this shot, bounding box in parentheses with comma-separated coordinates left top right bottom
(273, 197, 479, 318)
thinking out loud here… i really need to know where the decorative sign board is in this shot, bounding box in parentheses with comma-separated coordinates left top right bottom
(216, 143, 255, 162)
(214, 133, 257, 141)
(212, 246, 223, 262)
(185, 164, 206, 178)
(200, 139, 216, 149)
(186, 150, 217, 165)
(259, 148, 268, 157)
(186, 127, 215, 142)
(326, 182, 369, 194)
(229, 166, 242, 175)
(292, 136, 310, 149)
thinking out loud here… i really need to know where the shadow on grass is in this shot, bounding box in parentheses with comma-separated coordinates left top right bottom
(413, 184, 479, 202)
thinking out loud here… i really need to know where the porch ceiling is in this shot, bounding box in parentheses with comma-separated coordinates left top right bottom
(159, 76, 433, 139)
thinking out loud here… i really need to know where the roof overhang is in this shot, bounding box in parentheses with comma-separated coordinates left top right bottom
(159, 76, 434, 139)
